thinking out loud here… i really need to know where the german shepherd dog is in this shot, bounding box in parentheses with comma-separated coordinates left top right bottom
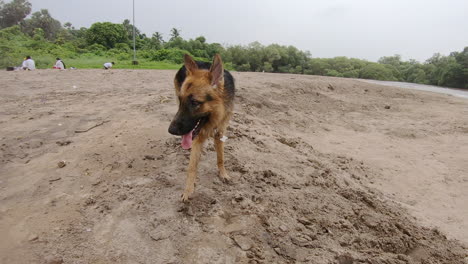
(168, 54, 235, 201)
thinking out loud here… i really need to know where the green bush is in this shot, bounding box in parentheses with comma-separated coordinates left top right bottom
(236, 63, 251, 71)
(149, 48, 191, 63)
(87, 43, 107, 55)
(33, 55, 55, 68)
(0, 25, 27, 40)
(117, 52, 131, 60)
(86, 22, 128, 49)
(359, 63, 396, 81)
(325, 69, 343, 77)
(342, 69, 360, 78)
(115, 42, 130, 52)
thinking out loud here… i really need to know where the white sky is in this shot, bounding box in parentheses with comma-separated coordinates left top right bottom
(28, 0, 468, 62)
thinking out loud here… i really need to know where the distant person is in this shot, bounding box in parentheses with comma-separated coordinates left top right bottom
(103, 62, 115, 70)
(22, 56, 36, 70)
(53, 58, 66, 69)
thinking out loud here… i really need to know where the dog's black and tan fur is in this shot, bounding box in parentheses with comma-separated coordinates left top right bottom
(168, 54, 235, 201)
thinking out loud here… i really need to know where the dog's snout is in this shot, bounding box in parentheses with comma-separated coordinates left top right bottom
(168, 122, 180, 135)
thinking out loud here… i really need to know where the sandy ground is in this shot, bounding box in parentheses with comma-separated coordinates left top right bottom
(0, 69, 467, 264)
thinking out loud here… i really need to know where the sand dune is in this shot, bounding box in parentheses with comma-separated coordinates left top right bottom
(0, 70, 466, 263)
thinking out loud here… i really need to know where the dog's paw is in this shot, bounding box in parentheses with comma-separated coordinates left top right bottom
(181, 187, 194, 202)
(181, 194, 190, 202)
(219, 170, 231, 183)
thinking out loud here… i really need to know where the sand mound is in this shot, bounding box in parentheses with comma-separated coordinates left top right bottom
(0, 70, 466, 263)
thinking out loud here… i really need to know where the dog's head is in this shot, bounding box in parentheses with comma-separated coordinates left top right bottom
(168, 54, 225, 149)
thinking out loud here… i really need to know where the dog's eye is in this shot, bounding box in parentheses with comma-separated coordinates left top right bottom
(191, 99, 201, 107)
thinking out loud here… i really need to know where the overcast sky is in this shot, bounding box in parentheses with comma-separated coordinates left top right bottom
(28, 0, 468, 62)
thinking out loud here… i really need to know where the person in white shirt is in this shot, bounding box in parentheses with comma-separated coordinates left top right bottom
(22, 56, 36, 70)
(54, 58, 66, 69)
(103, 62, 115, 70)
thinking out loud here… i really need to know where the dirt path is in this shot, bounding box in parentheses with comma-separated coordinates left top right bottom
(0, 70, 466, 263)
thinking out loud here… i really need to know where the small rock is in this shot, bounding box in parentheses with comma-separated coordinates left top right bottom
(118, 194, 127, 201)
(336, 253, 354, 264)
(251, 247, 265, 259)
(274, 244, 297, 260)
(397, 254, 411, 261)
(186, 206, 194, 216)
(143, 155, 155, 160)
(239, 199, 251, 209)
(233, 235, 254, 251)
(84, 197, 95, 206)
(361, 214, 379, 228)
(91, 179, 102, 186)
(279, 225, 288, 232)
(327, 84, 335, 91)
(44, 256, 63, 264)
(384, 105, 391, 109)
(291, 236, 310, 247)
(28, 234, 38, 241)
(234, 193, 244, 202)
(56, 140, 72, 146)
(149, 229, 170, 241)
(291, 184, 302, 189)
(297, 217, 312, 225)
(57, 161, 66, 168)
(49, 177, 61, 182)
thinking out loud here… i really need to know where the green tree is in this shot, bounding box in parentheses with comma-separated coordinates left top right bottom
(145, 32, 164, 50)
(22, 9, 61, 40)
(378, 55, 403, 67)
(0, 0, 31, 29)
(169, 28, 180, 41)
(452, 47, 468, 88)
(307, 58, 329, 75)
(402, 60, 428, 84)
(262, 62, 273, 72)
(153, 32, 164, 43)
(122, 18, 142, 40)
(86, 22, 128, 49)
(359, 63, 396, 80)
(378, 55, 404, 80)
(165, 35, 186, 50)
(222, 45, 249, 69)
(63, 22, 72, 30)
(426, 54, 464, 88)
(205, 42, 223, 58)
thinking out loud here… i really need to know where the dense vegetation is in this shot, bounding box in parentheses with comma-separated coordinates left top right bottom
(1, 0, 467, 88)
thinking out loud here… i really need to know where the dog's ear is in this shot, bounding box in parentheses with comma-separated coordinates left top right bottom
(184, 54, 198, 74)
(210, 54, 224, 87)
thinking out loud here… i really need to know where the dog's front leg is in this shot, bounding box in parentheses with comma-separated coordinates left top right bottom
(181, 139, 203, 202)
(214, 131, 230, 182)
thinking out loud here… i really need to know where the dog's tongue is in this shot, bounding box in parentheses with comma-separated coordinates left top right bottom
(181, 130, 193, 149)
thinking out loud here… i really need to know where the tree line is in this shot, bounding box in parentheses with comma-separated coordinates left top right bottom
(1, 0, 466, 89)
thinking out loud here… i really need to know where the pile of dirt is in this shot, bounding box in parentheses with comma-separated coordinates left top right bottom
(0, 70, 466, 263)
